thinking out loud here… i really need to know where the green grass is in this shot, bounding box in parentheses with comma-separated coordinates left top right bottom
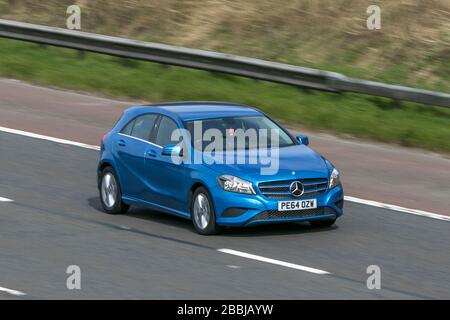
(1, 39, 449, 153)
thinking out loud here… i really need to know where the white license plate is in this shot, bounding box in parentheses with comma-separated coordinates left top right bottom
(278, 199, 317, 211)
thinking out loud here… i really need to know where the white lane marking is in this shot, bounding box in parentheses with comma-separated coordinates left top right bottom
(0, 286, 26, 296)
(218, 249, 330, 275)
(0, 126, 100, 151)
(0, 197, 14, 202)
(226, 265, 241, 269)
(345, 196, 450, 222)
(0, 126, 448, 222)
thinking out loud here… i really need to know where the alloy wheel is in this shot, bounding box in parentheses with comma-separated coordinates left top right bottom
(193, 193, 211, 230)
(101, 172, 118, 208)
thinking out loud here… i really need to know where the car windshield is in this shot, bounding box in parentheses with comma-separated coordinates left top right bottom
(184, 116, 295, 151)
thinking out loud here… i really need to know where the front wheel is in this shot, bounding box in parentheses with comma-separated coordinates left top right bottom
(191, 187, 218, 235)
(99, 167, 129, 215)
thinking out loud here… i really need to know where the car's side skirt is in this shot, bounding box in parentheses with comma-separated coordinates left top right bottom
(122, 195, 191, 219)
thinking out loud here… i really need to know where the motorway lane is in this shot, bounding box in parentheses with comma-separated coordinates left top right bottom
(1, 132, 449, 299)
(0, 78, 449, 215)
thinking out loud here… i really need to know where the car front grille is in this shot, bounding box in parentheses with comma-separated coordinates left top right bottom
(248, 207, 335, 222)
(258, 178, 328, 199)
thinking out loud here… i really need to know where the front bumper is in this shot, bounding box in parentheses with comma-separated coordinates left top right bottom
(212, 184, 344, 226)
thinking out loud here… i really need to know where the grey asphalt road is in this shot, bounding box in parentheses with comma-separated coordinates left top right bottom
(0, 131, 449, 299)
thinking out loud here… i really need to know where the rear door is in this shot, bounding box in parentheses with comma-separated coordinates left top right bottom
(114, 113, 158, 201)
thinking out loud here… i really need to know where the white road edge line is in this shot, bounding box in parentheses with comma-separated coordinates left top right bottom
(0, 197, 14, 202)
(0, 126, 448, 222)
(0, 286, 26, 296)
(218, 248, 330, 275)
(344, 196, 450, 222)
(0, 126, 100, 151)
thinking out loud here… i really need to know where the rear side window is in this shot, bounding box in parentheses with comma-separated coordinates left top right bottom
(155, 116, 179, 147)
(121, 120, 134, 135)
(121, 114, 158, 141)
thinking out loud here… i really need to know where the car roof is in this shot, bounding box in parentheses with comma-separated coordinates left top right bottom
(127, 102, 263, 121)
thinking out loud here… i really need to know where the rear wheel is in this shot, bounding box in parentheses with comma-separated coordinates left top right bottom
(99, 167, 129, 215)
(310, 218, 336, 228)
(191, 187, 218, 235)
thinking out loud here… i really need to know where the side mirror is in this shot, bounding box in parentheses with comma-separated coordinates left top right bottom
(161, 144, 182, 156)
(296, 135, 309, 146)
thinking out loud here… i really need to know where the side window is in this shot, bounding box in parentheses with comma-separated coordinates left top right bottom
(121, 119, 135, 135)
(155, 116, 179, 147)
(131, 114, 158, 141)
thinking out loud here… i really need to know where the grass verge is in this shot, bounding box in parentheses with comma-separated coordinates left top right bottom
(1, 39, 449, 153)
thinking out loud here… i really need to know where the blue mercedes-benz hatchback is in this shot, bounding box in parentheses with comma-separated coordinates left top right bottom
(98, 102, 343, 235)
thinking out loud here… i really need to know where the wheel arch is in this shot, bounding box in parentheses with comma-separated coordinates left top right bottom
(188, 181, 216, 214)
(97, 160, 115, 189)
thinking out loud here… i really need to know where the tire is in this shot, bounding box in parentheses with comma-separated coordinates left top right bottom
(191, 187, 218, 235)
(99, 166, 129, 215)
(310, 218, 336, 228)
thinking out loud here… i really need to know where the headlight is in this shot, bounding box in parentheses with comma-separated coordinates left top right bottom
(218, 175, 255, 195)
(329, 168, 341, 189)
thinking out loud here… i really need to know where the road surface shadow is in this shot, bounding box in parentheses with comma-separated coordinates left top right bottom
(88, 196, 194, 232)
(87, 197, 337, 237)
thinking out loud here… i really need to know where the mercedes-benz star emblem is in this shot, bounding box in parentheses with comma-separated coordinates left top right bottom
(289, 181, 304, 197)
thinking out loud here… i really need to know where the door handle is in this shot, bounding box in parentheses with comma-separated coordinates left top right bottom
(146, 150, 157, 158)
(117, 139, 126, 147)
